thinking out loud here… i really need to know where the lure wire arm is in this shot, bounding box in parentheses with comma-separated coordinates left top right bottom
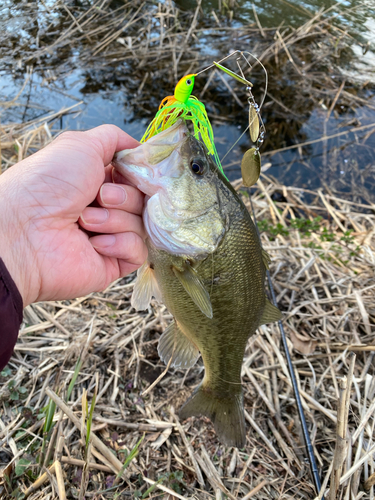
(200, 52, 324, 495)
(199, 50, 268, 165)
(196, 50, 268, 112)
(249, 194, 324, 499)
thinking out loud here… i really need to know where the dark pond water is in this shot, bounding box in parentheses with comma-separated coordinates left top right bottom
(1, 0, 375, 202)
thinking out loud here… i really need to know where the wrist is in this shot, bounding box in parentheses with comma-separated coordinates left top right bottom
(0, 171, 40, 307)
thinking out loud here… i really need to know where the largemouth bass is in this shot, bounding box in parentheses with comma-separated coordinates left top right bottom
(113, 120, 281, 447)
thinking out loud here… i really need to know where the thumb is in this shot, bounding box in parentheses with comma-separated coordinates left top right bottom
(82, 124, 140, 166)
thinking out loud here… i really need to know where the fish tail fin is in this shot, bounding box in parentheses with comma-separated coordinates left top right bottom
(179, 385, 246, 448)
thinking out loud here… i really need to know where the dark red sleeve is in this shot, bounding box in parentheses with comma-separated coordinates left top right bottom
(0, 258, 23, 370)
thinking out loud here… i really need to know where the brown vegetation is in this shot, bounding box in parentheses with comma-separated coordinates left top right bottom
(1, 1, 374, 499)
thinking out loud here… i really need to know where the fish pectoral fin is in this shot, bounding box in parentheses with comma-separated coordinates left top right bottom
(262, 249, 271, 270)
(258, 298, 282, 326)
(172, 263, 213, 319)
(131, 262, 162, 311)
(158, 321, 200, 369)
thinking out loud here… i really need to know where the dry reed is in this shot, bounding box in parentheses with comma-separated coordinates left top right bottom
(1, 1, 374, 499)
(0, 108, 374, 498)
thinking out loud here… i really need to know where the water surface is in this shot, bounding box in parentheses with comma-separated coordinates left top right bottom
(1, 0, 374, 202)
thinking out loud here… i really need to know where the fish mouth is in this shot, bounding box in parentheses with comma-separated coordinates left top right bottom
(112, 120, 188, 196)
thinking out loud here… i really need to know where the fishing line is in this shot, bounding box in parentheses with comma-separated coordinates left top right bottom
(197, 49, 268, 113)
(221, 124, 250, 163)
(195, 50, 245, 77)
(206, 55, 325, 495)
(139, 61, 322, 489)
(249, 194, 325, 500)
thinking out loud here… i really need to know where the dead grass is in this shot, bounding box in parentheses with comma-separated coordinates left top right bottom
(1, 1, 375, 499)
(1, 0, 375, 200)
(0, 104, 374, 499)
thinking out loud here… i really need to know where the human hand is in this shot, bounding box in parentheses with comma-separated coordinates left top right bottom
(0, 125, 147, 307)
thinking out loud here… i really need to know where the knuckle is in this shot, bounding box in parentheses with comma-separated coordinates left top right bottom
(126, 231, 139, 252)
(55, 130, 78, 143)
(126, 232, 146, 263)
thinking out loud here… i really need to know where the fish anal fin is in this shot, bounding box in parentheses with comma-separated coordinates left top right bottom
(262, 249, 271, 270)
(172, 262, 213, 319)
(259, 298, 282, 326)
(179, 385, 246, 448)
(158, 321, 200, 369)
(131, 262, 162, 311)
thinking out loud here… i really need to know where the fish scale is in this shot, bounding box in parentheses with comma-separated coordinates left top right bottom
(113, 120, 281, 447)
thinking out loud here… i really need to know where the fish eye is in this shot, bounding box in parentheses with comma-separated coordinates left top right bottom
(186, 78, 192, 86)
(190, 159, 205, 175)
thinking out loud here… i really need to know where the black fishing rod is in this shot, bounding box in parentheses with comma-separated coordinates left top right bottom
(197, 48, 323, 495)
(250, 194, 324, 500)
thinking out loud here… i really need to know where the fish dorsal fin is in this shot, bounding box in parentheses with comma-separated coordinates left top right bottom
(172, 262, 213, 319)
(262, 249, 271, 270)
(158, 321, 200, 369)
(131, 262, 162, 311)
(258, 299, 282, 326)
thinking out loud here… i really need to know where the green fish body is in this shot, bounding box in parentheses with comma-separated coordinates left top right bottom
(113, 120, 281, 447)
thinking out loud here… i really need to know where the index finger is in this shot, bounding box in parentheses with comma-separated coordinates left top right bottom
(97, 183, 145, 215)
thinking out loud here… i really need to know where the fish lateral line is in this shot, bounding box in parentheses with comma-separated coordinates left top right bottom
(215, 375, 243, 386)
(115, 108, 283, 450)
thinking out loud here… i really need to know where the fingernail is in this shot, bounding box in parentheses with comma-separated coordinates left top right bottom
(101, 184, 126, 205)
(81, 207, 108, 224)
(91, 234, 116, 248)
